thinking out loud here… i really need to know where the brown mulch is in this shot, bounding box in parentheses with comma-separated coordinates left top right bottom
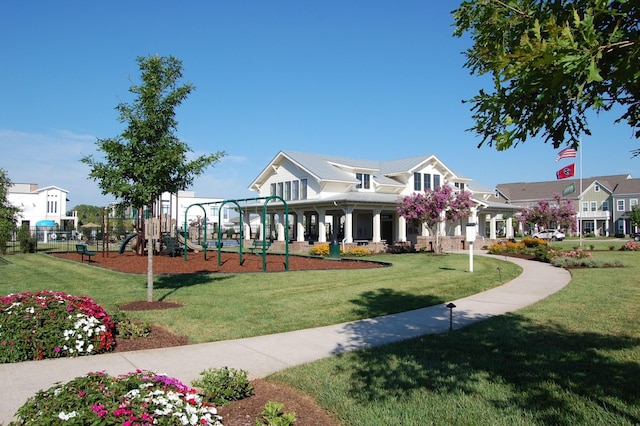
(53, 250, 385, 274)
(52, 251, 358, 425)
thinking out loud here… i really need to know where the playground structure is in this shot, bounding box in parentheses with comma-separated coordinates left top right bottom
(182, 196, 289, 272)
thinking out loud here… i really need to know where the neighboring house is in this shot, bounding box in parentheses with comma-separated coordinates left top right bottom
(160, 191, 234, 232)
(495, 174, 639, 236)
(7, 183, 78, 232)
(243, 151, 519, 252)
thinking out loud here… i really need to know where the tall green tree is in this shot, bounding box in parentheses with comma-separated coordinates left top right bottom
(82, 55, 225, 302)
(453, 0, 640, 156)
(0, 168, 20, 255)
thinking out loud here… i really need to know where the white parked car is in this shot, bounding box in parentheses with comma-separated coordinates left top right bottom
(532, 229, 565, 241)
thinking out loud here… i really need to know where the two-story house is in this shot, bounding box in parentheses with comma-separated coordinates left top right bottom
(243, 151, 519, 252)
(8, 183, 78, 232)
(495, 174, 639, 237)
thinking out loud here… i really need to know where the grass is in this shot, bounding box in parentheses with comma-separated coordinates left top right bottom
(0, 252, 519, 343)
(270, 250, 640, 425)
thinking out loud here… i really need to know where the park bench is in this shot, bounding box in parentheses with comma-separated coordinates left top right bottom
(76, 244, 96, 262)
(249, 240, 272, 254)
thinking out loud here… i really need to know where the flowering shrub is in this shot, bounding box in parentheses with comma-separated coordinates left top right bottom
(521, 237, 547, 248)
(344, 247, 372, 257)
(548, 248, 592, 261)
(309, 243, 337, 257)
(487, 240, 525, 254)
(0, 290, 116, 363)
(12, 370, 223, 425)
(621, 241, 640, 251)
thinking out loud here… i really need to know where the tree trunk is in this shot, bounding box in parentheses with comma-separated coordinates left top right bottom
(146, 205, 154, 302)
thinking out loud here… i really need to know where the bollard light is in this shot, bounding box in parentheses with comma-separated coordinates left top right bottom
(446, 302, 456, 331)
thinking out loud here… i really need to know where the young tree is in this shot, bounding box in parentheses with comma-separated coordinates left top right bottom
(0, 168, 20, 255)
(82, 55, 225, 302)
(520, 194, 577, 234)
(453, 1, 640, 157)
(397, 184, 474, 254)
(630, 205, 640, 232)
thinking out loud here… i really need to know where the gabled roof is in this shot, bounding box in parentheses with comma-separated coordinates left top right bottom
(611, 178, 640, 196)
(249, 151, 469, 191)
(495, 174, 632, 202)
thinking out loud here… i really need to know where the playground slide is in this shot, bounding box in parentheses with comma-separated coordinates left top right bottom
(119, 233, 139, 254)
(176, 233, 204, 252)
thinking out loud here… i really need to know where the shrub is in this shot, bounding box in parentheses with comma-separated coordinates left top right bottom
(12, 370, 223, 425)
(255, 401, 297, 426)
(17, 226, 36, 253)
(309, 243, 331, 257)
(344, 246, 372, 257)
(522, 237, 547, 248)
(192, 367, 254, 406)
(550, 257, 623, 268)
(111, 310, 151, 339)
(0, 290, 116, 363)
(621, 241, 640, 251)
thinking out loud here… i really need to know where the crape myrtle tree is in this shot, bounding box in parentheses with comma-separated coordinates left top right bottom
(453, 0, 640, 157)
(519, 194, 578, 234)
(0, 168, 20, 255)
(82, 55, 225, 302)
(397, 184, 474, 254)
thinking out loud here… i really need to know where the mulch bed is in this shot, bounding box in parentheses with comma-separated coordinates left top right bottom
(52, 250, 386, 274)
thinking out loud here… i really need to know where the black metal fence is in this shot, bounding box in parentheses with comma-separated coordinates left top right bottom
(1, 226, 105, 255)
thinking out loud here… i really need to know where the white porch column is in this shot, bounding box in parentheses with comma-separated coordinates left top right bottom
(506, 216, 513, 238)
(593, 219, 597, 236)
(318, 210, 327, 243)
(344, 207, 354, 243)
(490, 215, 497, 239)
(276, 221, 285, 241)
(373, 210, 381, 242)
(242, 210, 251, 240)
(295, 211, 305, 242)
(454, 223, 462, 236)
(398, 216, 407, 242)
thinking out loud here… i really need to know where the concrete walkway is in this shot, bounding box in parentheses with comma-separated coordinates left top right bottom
(0, 255, 571, 424)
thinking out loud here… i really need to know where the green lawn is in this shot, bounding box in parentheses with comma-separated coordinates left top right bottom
(0, 252, 519, 343)
(270, 250, 640, 425)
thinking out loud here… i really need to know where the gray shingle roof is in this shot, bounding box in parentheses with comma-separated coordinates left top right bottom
(496, 174, 634, 201)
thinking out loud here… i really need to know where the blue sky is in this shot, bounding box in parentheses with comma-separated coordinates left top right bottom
(2, 1, 638, 207)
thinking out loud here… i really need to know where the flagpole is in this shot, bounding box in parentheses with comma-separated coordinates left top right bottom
(579, 136, 583, 247)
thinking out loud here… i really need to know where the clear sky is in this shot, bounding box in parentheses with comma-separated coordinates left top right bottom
(2, 1, 638, 208)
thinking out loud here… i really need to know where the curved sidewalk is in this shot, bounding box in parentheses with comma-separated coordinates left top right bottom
(0, 255, 571, 424)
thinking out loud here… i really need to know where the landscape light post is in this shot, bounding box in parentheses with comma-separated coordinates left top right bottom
(446, 302, 456, 331)
(466, 222, 476, 272)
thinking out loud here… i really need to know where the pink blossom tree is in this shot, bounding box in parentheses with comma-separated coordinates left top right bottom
(520, 194, 577, 234)
(397, 184, 474, 254)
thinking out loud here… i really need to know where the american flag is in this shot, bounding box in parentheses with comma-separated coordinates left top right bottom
(555, 147, 577, 162)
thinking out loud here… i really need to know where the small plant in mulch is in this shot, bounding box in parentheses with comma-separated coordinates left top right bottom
(192, 367, 255, 406)
(255, 401, 297, 426)
(11, 370, 223, 425)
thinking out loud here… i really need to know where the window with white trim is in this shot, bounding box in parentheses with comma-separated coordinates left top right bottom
(413, 172, 421, 191)
(356, 173, 370, 189)
(292, 181, 299, 200)
(590, 201, 597, 212)
(602, 200, 609, 211)
(617, 200, 625, 211)
(433, 175, 441, 189)
(270, 183, 276, 196)
(582, 202, 588, 212)
(277, 182, 283, 198)
(424, 173, 431, 190)
(300, 179, 307, 200)
(284, 181, 291, 200)
(631, 199, 638, 207)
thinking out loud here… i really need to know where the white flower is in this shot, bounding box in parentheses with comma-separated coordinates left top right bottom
(58, 411, 77, 420)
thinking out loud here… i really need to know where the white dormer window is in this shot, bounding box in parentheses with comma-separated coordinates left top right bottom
(356, 173, 370, 189)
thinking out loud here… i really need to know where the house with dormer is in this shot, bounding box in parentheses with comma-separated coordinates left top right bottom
(242, 151, 519, 252)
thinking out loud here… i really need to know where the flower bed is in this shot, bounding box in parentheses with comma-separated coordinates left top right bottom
(12, 369, 223, 425)
(0, 290, 116, 363)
